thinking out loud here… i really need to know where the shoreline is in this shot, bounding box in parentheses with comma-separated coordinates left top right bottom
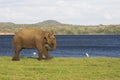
(0, 33, 14, 35)
(0, 33, 120, 35)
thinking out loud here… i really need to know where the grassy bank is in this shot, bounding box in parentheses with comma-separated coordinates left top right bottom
(0, 57, 119, 80)
(1, 20, 120, 34)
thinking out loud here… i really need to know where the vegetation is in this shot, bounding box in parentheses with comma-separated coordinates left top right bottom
(0, 20, 120, 34)
(0, 57, 119, 80)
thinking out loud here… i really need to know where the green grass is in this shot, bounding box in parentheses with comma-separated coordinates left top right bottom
(0, 57, 120, 80)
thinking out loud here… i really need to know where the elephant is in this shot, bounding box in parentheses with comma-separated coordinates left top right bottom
(12, 28, 56, 61)
(44, 44, 54, 51)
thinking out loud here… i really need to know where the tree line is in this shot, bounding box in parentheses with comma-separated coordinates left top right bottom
(0, 20, 120, 34)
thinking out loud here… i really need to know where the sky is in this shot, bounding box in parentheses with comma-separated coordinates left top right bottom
(0, 0, 120, 25)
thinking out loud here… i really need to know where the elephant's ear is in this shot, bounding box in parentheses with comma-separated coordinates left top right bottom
(44, 32, 50, 42)
(44, 31, 54, 41)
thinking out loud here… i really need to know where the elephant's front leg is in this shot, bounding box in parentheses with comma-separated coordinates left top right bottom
(43, 47, 50, 60)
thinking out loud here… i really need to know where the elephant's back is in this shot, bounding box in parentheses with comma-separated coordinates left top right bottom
(14, 28, 44, 48)
(16, 28, 42, 36)
(15, 28, 43, 41)
(19, 28, 42, 33)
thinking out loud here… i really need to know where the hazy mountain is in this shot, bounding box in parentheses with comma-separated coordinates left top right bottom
(0, 20, 120, 34)
(37, 20, 61, 25)
(0, 22, 15, 24)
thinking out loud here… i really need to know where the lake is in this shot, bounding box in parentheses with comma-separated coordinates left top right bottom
(0, 35, 120, 58)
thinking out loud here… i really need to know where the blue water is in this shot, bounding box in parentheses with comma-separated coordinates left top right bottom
(0, 35, 120, 58)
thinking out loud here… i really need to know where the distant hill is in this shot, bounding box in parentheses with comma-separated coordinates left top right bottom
(0, 22, 14, 24)
(0, 20, 120, 34)
(38, 20, 61, 25)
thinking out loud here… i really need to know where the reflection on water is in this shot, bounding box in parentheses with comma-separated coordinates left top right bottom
(0, 35, 120, 57)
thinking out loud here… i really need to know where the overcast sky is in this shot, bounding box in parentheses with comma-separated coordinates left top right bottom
(0, 0, 120, 25)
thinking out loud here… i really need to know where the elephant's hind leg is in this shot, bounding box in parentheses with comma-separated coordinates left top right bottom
(37, 48, 43, 60)
(12, 46, 22, 61)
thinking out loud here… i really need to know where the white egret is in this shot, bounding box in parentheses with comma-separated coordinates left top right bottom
(33, 52, 37, 57)
(85, 53, 90, 57)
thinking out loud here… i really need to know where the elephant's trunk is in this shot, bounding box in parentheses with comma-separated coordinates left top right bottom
(46, 40, 56, 51)
(52, 39, 56, 50)
(44, 36, 56, 51)
(44, 44, 53, 51)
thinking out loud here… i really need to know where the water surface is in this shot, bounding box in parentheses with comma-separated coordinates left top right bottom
(0, 35, 120, 58)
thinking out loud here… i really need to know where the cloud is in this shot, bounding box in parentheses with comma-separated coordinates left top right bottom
(0, 0, 120, 24)
(104, 13, 113, 20)
(56, 0, 65, 6)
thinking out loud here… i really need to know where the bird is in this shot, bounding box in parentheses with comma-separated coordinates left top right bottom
(33, 52, 37, 57)
(85, 53, 90, 57)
